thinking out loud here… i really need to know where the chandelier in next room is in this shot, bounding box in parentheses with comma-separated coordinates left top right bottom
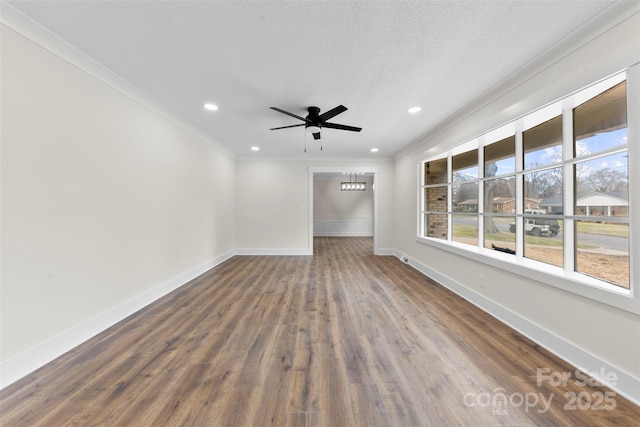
(340, 173, 367, 191)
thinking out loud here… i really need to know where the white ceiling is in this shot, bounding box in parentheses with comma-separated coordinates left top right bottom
(6, 0, 624, 160)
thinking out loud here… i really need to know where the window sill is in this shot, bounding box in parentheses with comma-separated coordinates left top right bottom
(415, 236, 637, 314)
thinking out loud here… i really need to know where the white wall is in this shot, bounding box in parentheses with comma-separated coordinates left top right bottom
(394, 5, 640, 403)
(313, 175, 373, 236)
(236, 159, 394, 253)
(235, 159, 310, 252)
(0, 24, 236, 385)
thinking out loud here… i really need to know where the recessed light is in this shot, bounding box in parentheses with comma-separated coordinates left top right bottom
(203, 103, 218, 111)
(408, 106, 421, 114)
(371, 148, 379, 153)
(251, 146, 260, 151)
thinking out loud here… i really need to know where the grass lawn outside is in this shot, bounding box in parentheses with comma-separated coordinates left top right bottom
(452, 222, 629, 289)
(576, 220, 628, 238)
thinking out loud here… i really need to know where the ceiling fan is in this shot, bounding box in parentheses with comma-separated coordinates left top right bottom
(269, 105, 362, 140)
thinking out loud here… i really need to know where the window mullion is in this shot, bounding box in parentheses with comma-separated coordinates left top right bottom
(515, 130, 524, 258)
(626, 63, 639, 293)
(478, 142, 484, 249)
(447, 154, 452, 241)
(418, 161, 424, 237)
(563, 108, 575, 272)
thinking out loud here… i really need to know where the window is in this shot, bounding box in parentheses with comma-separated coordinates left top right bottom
(452, 149, 478, 246)
(483, 136, 516, 252)
(424, 159, 448, 240)
(419, 73, 631, 293)
(572, 81, 629, 288)
(523, 116, 564, 267)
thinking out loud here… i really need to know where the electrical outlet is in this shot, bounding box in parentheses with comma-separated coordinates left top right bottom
(478, 273, 485, 288)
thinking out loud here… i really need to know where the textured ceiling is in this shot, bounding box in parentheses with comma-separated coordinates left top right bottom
(6, 0, 624, 159)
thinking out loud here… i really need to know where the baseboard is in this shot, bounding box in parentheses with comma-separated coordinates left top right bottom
(236, 248, 313, 256)
(313, 232, 374, 237)
(375, 248, 396, 256)
(0, 250, 235, 390)
(394, 250, 640, 407)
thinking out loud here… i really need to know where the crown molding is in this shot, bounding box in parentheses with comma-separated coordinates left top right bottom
(0, 1, 235, 159)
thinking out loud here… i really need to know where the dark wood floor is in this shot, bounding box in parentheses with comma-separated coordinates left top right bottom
(1, 237, 638, 426)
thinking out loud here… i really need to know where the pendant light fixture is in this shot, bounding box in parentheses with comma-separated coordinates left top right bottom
(340, 173, 367, 191)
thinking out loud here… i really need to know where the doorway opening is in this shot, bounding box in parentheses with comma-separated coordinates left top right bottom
(308, 167, 379, 255)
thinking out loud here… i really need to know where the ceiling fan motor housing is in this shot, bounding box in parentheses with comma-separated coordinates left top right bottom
(305, 107, 322, 133)
(307, 106, 321, 119)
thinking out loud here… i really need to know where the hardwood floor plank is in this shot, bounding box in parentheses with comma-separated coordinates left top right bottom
(319, 357, 356, 427)
(246, 323, 299, 426)
(349, 383, 391, 426)
(210, 386, 253, 427)
(288, 313, 319, 413)
(1, 237, 638, 427)
(284, 411, 307, 427)
(175, 351, 243, 426)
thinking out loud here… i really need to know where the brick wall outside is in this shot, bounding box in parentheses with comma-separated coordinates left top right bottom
(425, 169, 448, 239)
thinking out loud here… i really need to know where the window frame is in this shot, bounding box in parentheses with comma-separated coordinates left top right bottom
(417, 70, 638, 314)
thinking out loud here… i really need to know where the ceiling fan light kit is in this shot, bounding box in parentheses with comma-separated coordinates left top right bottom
(269, 105, 362, 143)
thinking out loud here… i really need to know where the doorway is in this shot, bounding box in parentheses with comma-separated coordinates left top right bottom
(308, 167, 379, 255)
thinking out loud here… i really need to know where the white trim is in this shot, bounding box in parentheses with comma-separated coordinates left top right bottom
(416, 162, 422, 237)
(417, 236, 637, 314)
(395, 250, 640, 406)
(0, 250, 235, 389)
(0, 3, 234, 158)
(627, 63, 639, 316)
(314, 218, 373, 237)
(313, 231, 373, 237)
(308, 167, 380, 255)
(314, 232, 373, 237)
(376, 248, 396, 256)
(235, 248, 312, 256)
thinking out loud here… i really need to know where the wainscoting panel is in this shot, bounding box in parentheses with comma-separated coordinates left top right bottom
(314, 218, 373, 236)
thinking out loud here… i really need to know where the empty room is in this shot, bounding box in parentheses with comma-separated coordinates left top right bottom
(1, 1, 639, 426)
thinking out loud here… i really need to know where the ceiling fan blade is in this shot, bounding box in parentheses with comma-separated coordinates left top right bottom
(323, 122, 362, 132)
(270, 123, 305, 130)
(318, 105, 347, 122)
(270, 107, 310, 123)
(313, 132, 321, 140)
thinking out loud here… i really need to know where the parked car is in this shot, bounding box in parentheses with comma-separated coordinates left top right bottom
(509, 215, 560, 237)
